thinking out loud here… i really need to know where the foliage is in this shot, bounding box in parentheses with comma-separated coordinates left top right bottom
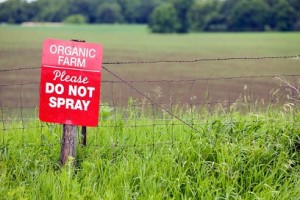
(67, 0, 98, 23)
(149, 0, 194, 33)
(0, 0, 29, 23)
(95, 2, 124, 23)
(149, 2, 179, 33)
(63, 14, 87, 24)
(227, 0, 270, 31)
(272, 0, 297, 31)
(1, 106, 300, 199)
(188, 1, 224, 31)
(0, 0, 299, 32)
(32, 0, 69, 22)
(170, 0, 195, 33)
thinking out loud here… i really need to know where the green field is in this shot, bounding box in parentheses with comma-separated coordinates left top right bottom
(0, 24, 299, 78)
(0, 24, 300, 107)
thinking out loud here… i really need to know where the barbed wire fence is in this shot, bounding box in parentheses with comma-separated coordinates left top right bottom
(0, 55, 299, 149)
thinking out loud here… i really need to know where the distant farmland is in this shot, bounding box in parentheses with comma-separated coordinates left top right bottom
(0, 24, 300, 108)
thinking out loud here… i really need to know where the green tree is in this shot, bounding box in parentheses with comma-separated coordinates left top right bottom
(0, 0, 299, 31)
(0, 0, 28, 23)
(149, 2, 179, 33)
(95, 2, 124, 23)
(188, 1, 224, 31)
(170, 0, 194, 33)
(117, 0, 164, 23)
(227, 0, 270, 31)
(64, 14, 87, 24)
(68, 0, 98, 23)
(135, 0, 162, 23)
(273, 0, 297, 30)
(117, 0, 140, 23)
(288, 0, 300, 30)
(32, 0, 69, 22)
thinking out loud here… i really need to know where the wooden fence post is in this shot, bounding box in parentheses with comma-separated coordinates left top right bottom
(60, 39, 86, 166)
(60, 124, 78, 165)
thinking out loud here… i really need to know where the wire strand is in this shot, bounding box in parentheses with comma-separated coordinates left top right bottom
(103, 65, 202, 134)
(0, 54, 299, 72)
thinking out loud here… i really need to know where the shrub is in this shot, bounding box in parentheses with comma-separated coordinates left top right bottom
(149, 3, 179, 33)
(63, 14, 87, 24)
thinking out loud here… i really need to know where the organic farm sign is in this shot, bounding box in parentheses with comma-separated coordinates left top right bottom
(39, 39, 103, 126)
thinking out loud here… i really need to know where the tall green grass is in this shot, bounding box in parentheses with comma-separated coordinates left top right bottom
(1, 105, 300, 199)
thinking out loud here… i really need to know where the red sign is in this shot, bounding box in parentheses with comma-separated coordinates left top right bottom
(39, 38, 103, 127)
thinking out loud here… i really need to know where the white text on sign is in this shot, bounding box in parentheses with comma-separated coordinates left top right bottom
(49, 45, 96, 68)
(53, 70, 89, 84)
(45, 70, 96, 111)
(48, 97, 91, 111)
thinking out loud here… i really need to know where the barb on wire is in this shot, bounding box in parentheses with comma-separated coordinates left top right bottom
(102, 65, 202, 134)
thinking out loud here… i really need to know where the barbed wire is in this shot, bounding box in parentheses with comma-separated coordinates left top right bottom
(0, 66, 39, 72)
(0, 98, 284, 114)
(0, 54, 299, 73)
(102, 55, 300, 65)
(102, 74, 300, 83)
(1, 74, 299, 87)
(103, 65, 202, 133)
(1, 54, 299, 149)
(3, 119, 300, 132)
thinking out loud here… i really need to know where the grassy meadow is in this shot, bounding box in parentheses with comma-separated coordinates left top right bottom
(1, 24, 300, 199)
(1, 105, 300, 199)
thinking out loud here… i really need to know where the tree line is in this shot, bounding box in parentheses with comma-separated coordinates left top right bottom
(0, 0, 299, 32)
